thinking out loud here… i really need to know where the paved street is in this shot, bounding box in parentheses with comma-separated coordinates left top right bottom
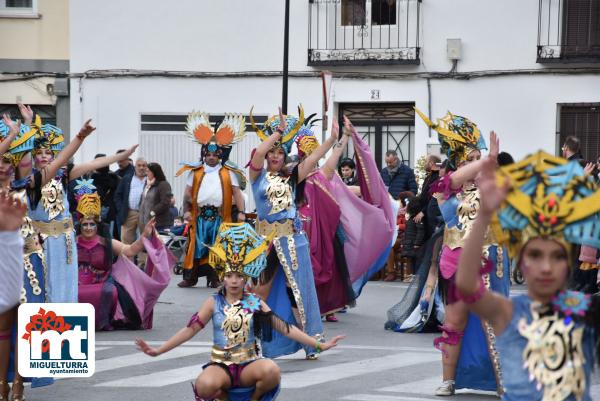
(28, 280, 600, 401)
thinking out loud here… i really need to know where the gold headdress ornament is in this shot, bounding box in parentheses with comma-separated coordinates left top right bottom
(208, 223, 275, 281)
(74, 179, 102, 220)
(31, 115, 65, 155)
(492, 150, 600, 260)
(414, 107, 486, 168)
(249, 105, 305, 153)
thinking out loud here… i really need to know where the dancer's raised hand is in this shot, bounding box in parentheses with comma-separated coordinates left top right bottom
(117, 144, 139, 161)
(0, 190, 27, 231)
(2, 114, 21, 136)
(135, 338, 160, 357)
(478, 157, 509, 216)
(17, 103, 33, 125)
(343, 116, 355, 136)
(488, 131, 499, 160)
(76, 119, 96, 140)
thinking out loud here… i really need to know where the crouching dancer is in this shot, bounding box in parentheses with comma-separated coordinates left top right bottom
(136, 222, 344, 401)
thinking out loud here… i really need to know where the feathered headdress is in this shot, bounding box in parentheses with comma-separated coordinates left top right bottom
(493, 151, 600, 261)
(249, 105, 306, 154)
(208, 223, 274, 281)
(415, 107, 487, 168)
(185, 111, 246, 163)
(74, 178, 101, 220)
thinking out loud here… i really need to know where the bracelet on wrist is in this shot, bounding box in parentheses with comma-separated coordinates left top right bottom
(315, 340, 322, 354)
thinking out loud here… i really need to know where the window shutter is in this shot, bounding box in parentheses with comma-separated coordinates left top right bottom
(560, 105, 600, 162)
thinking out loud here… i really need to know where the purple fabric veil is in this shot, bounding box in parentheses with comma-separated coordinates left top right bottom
(330, 128, 396, 283)
(111, 235, 174, 329)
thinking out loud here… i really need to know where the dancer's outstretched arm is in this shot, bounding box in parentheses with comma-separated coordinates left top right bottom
(321, 119, 349, 181)
(450, 131, 499, 190)
(297, 124, 337, 183)
(112, 217, 156, 259)
(35, 119, 96, 187)
(136, 297, 215, 357)
(455, 156, 512, 334)
(70, 144, 138, 180)
(259, 301, 344, 352)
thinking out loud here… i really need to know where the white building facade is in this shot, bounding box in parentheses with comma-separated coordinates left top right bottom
(69, 0, 600, 207)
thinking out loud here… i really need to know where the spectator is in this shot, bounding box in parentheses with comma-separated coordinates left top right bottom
(412, 154, 441, 238)
(115, 157, 147, 244)
(561, 136, 585, 165)
(168, 195, 179, 223)
(400, 195, 426, 282)
(338, 157, 358, 185)
(115, 148, 135, 178)
(497, 151, 514, 167)
(91, 153, 121, 237)
(380, 150, 417, 199)
(139, 162, 173, 232)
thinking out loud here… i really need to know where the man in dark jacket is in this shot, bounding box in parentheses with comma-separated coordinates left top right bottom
(92, 153, 121, 238)
(380, 150, 418, 199)
(562, 136, 585, 166)
(114, 158, 147, 243)
(115, 149, 135, 178)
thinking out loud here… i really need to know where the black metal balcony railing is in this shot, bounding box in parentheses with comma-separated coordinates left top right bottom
(538, 0, 600, 62)
(308, 0, 421, 66)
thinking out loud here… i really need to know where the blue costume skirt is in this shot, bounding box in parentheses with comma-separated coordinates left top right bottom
(45, 230, 78, 303)
(455, 245, 510, 391)
(262, 233, 323, 358)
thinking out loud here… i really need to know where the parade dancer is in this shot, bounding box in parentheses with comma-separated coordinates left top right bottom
(176, 112, 247, 289)
(415, 108, 510, 396)
(74, 179, 172, 330)
(17, 104, 138, 303)
(135, 223, 344, 401)
(0, 114, 96, 400)
(456, 151, 600, 401)
(296, 117, 354, 322)
(248, 106, 333, 359)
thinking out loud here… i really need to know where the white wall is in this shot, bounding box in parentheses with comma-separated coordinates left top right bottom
(71, 0, 556, 73)
(69, 0, 600, 181)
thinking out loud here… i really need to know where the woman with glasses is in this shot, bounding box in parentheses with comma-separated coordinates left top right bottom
(75, 180, 172, 331)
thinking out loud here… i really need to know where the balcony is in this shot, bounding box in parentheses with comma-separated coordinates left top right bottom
(308, 0, 421, 66)
(537, 0, 600, 63)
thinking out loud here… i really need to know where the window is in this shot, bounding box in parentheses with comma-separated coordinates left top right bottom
(0, 0, 38, 18)
(341, 0, 397, 26)
(558, 104, 600, 162)
(372, 0, 397, 26)
(342, 0, 366, 26)
(562, 0, 600, 58)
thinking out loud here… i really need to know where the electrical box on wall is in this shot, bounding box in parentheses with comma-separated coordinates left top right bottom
(447, 39, 462, 60)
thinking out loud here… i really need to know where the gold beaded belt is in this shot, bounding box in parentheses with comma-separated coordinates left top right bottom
(255, 218, 294, 238)
(32, 219, 74, 238)
(23, 236, 43, 255)
(443, 226, 497, 250)
(210, 345, 258, 365)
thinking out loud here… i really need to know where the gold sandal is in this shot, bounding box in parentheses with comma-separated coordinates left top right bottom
(10, 379, 24, 401)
